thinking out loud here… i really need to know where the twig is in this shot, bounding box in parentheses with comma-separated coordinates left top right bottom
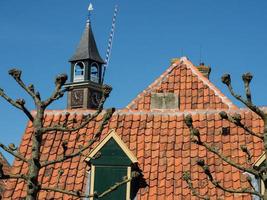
(197, 159, 263, 198)
(219, 111, 263, 140)
(182, 171, 210, 200)
(0, 142, 28, 163)
(40, 172, 137, 198)
(40, 108, 115, 168)
(221, 74, 265, 119)
(0, 89, 33, 121)
(8, 69, 40, 103)
(0, 163, 28, 180)
(42, 74, 68, 107)
(185, 114, 259, 176)
(41, 85, 112, 133)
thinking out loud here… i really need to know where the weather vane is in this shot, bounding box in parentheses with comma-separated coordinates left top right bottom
(87, 2, 94, 22)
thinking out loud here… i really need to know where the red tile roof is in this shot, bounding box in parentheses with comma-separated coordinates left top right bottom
(3, 58, 264, 199)
(3, 109, 264, 199)
(127, 57, 237, 111)
(0, 152, 11, 198)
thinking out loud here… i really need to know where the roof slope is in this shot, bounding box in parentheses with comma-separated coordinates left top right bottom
(126, 57, 237, 111)
(3, 109, 263, 199)
(0, 152, 11, 197)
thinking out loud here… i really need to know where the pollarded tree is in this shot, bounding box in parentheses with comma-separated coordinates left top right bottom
(183, 72, 267, 200)
(0, 69, 134, 200)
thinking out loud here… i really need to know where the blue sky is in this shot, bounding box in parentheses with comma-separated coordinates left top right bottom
(1, 0, 267, 163)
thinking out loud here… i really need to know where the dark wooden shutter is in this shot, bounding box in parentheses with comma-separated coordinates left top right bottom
(94, 166, 127, 200)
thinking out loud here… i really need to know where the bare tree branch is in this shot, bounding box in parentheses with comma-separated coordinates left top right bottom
(0, 163, 28, 181)
(41, 85, 112, 133)
(221, 74, 265, 119)
(0, 69, 118, 199)
(40, 171, 139, 199)
(42, 74, 68, 108)
(8, 69, 40, 104)
(219, 111, 263, 140)
(182, 171, 210, 200)
(196, 159, 263, 198)
(240, 145, 252, 164)
(40, 108, 115, 168)
(97, 174, 135, 199)
(0, 89, 33, 121)
(184, 114, 259, 176)
(40, 186, 90, 198)
(0, 142, 28, 163)
(41, 110, 101, 133)
(242, 73, 253, 103)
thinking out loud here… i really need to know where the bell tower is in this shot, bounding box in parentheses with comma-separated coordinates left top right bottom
(65, 4, 107, 109)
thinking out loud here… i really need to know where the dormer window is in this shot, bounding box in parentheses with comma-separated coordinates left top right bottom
(90, 63, 99, 83)
(74, 62, 85, 82)
(86, 130, 143, 200)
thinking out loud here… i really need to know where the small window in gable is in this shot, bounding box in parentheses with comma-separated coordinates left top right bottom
(74, 62, 85, 82)
(86, 130, 144, 200)
(151, 92, 179, 109)
(90, 63, 99, 83)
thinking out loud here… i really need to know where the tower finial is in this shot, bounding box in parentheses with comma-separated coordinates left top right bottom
(87, 3, 94, 23)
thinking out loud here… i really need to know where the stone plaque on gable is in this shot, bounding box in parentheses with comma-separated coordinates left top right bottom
(151, 93, 179, 109)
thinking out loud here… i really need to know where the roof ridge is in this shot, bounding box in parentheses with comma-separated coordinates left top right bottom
(182, 58, 238, 110)
(126, 57, 238, 110)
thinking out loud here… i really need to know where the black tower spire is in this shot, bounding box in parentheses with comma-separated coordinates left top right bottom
(69, 20, 105, 64)
(65, 5, 108, 110)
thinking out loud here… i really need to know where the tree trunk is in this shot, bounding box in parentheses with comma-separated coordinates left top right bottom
(26, 107, 44, 200)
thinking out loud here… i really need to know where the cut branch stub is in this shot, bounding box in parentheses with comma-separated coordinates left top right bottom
(72, 118, 77, 124)
(106, 107, 116, 117)
(8, 68, 22, 80)
(232, 113, 242, 124)
(242, 72, 253, 84)
(36, 91, 41, 100)
(240, 145, 251, 160)
(62, 141, 68, 156)
(196, 159, 213, 180)
(58, 169, 64, 176)
(192, 128, 200, 137)
(16, 98, 25, 106)
(62, 112, 70, 127)
(203, 165, 213, 180)
(8, 143, 17, 151)
(221, 74, 231, 86)
(184, 114, 193, 127)
(219, 111, 228, 119)
(65, 112, 70, 118)
(240, 145, 248, 152)
(28, 84, 35, 93)
(196, 159, 205, 167)
(57, 91, 64, 98)
(102, 84, 112, 98)
(182, 171, 191, 181)
(55, 74, 68, 86)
